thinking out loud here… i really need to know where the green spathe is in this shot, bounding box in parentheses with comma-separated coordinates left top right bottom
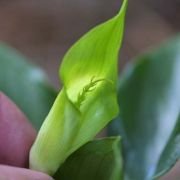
(30, 0, 128, 175)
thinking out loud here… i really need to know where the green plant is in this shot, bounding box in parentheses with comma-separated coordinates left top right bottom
(0, 0, 180, 179)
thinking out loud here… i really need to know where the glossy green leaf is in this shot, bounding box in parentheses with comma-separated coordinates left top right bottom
(30, 0, 127, 175)
(108, 36, 180, 180)
(0, 44, 57, 129)
(54, 137, 123, 180)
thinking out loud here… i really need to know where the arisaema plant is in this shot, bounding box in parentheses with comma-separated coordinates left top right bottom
(0, 0, 180, 179)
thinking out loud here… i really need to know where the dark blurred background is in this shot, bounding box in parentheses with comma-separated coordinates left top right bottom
(0, 0, 179, 88)
(0, 0, 179, 179)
